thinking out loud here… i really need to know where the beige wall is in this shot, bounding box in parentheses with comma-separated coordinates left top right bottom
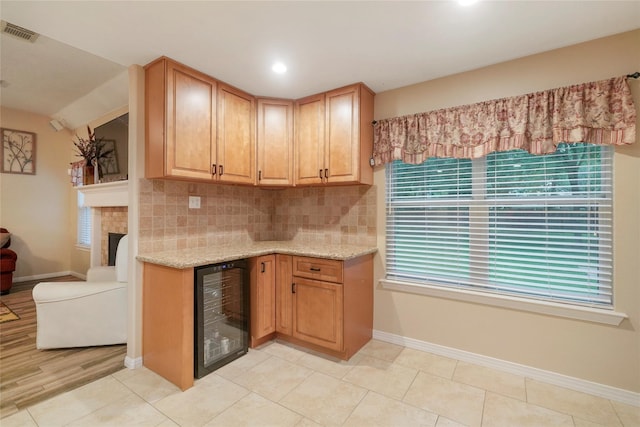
(0, 106, 129, 280)
(372, 29, 640, 393)
(0, 107, 75, 279)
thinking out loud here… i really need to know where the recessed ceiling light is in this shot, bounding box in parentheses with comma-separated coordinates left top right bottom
(272, 62, 287, 74)
(458, 0, 479, 6)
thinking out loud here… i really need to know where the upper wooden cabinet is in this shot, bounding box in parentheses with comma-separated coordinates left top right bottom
(146, 57, 374, 187)
(294, 83, 374, 186)
(256, 98, 293, 186)
(217, 83, 255, 184)
(146, 58, 217, 181)
(294, 93, 325, 185)
(145, 57, 255, 184)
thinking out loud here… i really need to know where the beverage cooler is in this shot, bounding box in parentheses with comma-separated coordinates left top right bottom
(194, 259, 249, 378)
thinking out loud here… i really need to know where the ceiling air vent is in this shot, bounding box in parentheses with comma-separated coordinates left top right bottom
(1, 21, 39, 42)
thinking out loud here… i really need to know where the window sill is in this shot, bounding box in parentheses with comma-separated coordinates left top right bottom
(380, 278, 627, 326)
(75, 244, 90, 252)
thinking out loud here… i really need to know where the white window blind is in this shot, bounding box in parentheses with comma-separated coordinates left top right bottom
(386, 142, 613, 307)
(77, 192, 91, 247)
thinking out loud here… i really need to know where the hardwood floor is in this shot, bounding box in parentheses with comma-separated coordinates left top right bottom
(0, 276, 126, 419)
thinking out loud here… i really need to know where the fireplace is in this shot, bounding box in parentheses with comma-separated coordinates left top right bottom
(108, 233, 126, 266)
(77, 181, 128, 268)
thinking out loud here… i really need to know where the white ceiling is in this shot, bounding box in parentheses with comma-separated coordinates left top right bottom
(1, 1, 639, 129)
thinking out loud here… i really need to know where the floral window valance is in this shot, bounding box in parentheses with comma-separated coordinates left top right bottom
(373, 76, 636, 165)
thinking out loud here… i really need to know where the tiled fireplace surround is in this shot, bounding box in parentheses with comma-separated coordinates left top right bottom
(100, 207, 128, 265)
(138, 179, 377, 254)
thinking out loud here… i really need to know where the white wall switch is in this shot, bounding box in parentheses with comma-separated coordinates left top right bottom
(188, 196, 201, 209)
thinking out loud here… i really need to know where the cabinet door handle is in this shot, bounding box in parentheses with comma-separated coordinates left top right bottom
(219, 165, 224, 176)
(310, 267, 321, 272)
(258, 170, 262, 181)
(261, 262, 265, 273)
(291, 283, 296, 294)
(212, 164, 217, 175)
(324, 168, 328, 179)
(319, 169, 323, 180)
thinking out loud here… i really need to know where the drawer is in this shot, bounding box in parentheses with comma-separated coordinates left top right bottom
(292, 256, 343, 284)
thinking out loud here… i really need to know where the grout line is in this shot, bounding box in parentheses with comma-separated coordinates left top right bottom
(341, 389, 370, 426)
(479, 389, 488, 427)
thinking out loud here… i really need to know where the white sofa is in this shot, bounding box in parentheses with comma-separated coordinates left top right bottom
(33, 235, 128, 349)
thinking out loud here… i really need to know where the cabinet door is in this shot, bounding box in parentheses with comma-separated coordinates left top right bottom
(218, 84, 256, 184)
(294, 93, 325, 185)
(250, 255, 276, 343)
(257, 98, 293, 186)
(292, 277, 343, 352)
(324, 84, 360, 184)
(275, 254, 293, 336)
(165, 60, 217, 180)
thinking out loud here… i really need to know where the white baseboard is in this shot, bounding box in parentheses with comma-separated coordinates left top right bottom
(373, 329, 640, 407)
(13, 271, 85, 283)
(70, 271, 86, 280)
(124, 356, 143, 369)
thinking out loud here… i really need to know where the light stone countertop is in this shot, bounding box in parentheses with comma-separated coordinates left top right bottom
(136, 241, 378, 269)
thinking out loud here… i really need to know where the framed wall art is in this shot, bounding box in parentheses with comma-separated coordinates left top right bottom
(1, 128, 36, 175)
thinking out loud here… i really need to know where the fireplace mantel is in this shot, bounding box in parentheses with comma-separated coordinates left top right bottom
(77, 181, 129, 268)
(78, 181, 128, 207)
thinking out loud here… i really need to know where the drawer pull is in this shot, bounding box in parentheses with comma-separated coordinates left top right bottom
(309, 267, 321, 272)
(261, 262, 265, 273)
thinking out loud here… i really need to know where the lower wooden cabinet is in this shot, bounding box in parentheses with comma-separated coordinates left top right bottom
(275, 254, 293, 336)
(142, 263, 195, 391)
(250, 253, 373, 360)
(249, 255, 276, 347)
(292, 277, 343, 352)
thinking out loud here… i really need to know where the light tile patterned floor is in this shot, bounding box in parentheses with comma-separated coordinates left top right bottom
(2, 340, 638, 427)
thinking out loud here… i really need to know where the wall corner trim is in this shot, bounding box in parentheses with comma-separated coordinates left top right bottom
(372, 329, 640, 407)
(124, 356, 143, 369)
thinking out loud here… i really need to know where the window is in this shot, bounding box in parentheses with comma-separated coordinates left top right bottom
(77, 192, 91, 248)
(385, 143, 613, 308)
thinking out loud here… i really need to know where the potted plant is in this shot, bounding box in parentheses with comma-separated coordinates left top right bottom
(73, 126, 113, 185)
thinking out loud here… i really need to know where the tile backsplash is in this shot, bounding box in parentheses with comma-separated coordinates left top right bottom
(138, 179, 376, 253)
(273, 186, 377, 246)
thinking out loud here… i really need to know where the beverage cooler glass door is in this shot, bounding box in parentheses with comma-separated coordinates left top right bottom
(194, 260, 248, 379)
